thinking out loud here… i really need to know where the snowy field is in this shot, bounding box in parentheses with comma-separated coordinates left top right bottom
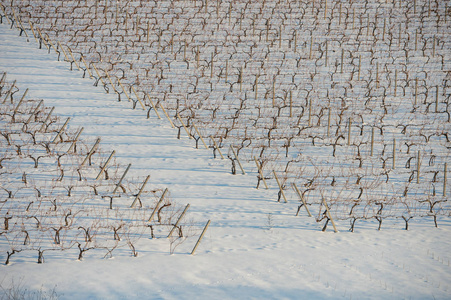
(1, 1, 451, 299)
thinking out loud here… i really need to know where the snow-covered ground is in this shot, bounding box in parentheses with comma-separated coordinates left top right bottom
(1, 16, 450, 300)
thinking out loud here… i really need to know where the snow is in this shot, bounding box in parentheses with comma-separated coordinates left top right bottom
(1, 11, 451, 300)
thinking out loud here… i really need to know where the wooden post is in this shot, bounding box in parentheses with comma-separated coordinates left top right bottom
(95, 150, 116, 180)
(191, 220, 211, 255)
(0, 4, 10, 25)
(81, 138, 101, 167)
(254, 157, 268, 189)
(211, 137, 225, 159)
(57, 41, 70, 62)
(81, 56, 93, 77)
(148, 188, 168, 222)
(324, 0, 327, 19)
(144, 92, 161, 119)
(292, 183, 312, 217)
(117, 78, 132, 102)
(0, 72, 5, 85)
(216, 0, 220, 17)
(192, 124, 208, 150)
(39, 107, 55, 132)
(322, 198, 338, 232)
(112, 163, 131, 194)
(13, 88, 28, 113)
(92, 63, 107, 87)
(230, 146, 245, 175)
(67, 47, 81, 71)
(131, 175, 150, 208)
(26, 99, 43, 124)
(27, 21, 38, 42)
(44, 35, 58, 56)
(36, 28, 49, 50)
(177, 113, 192, 139)
(340, 48, 344, 73)
(2, 79, 16, 104)
(104, 71, 118, 93)
(131, 86, 146, 110)
(67, 127, 84, 153)
(52, 117, 71, 143)
(159, 103, 175, 128)
(273, 170, 288, 203)
(167, 204, 190, 238)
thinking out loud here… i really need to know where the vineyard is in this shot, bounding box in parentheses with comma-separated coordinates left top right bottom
(0, 72, 206, 264)
(0, 0, 450, 298)
(3, 0, 448, 229)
